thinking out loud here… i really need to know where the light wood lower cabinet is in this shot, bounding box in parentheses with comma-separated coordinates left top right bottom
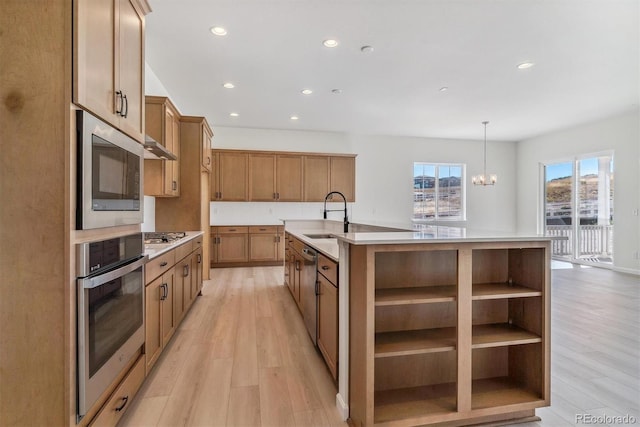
(145, 268, 175, 373)
(211, 225, 284, 267)
(317, 267, 338, 381)
(348, 241, 550, 426)
(89, 355, 146, 427)
(144, 238, 203, 374)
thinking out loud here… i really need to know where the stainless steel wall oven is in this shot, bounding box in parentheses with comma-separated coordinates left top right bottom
(76, 233, 146, 420)
(76, 109, 144, 230)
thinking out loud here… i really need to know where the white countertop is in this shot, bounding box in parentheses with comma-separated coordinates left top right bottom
(144, 231, 204, 259)
(284, 220, 557, 261)
(332, 226, 555, 245)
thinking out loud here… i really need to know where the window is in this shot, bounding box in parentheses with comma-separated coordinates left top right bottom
(413, 163, 465, 221)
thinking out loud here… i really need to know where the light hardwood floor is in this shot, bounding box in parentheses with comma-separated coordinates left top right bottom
(120, 266, 639, 427)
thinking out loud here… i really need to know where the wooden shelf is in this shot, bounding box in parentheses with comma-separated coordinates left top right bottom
(375, 327, 456, 358)
(472, 377, 543, 410)
(472, 324, 541, 349)
(374, 382, 457, 424)
(375, 285, 456, 306)
(472, 282, 542, 300)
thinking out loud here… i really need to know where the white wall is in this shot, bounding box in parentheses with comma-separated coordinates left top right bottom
(211, 126, 518, 232)
(516, 109, 640, 273)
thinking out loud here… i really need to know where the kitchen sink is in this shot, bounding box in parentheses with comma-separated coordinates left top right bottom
(304, 233, 336, 239)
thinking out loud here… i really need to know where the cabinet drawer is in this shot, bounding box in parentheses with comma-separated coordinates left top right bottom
(249, 225, 278, 234)
(146, 251, 176, 284)
(317, 253, 338, 285)
(218, 226, 248, 234)
(89, 355, 145, 427)
(192, 236, 203, 250)
(291, 237, 305, 254)
(175, 240, 193, 262)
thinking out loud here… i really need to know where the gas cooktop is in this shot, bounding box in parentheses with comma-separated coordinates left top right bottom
(144, 232, 187, 244)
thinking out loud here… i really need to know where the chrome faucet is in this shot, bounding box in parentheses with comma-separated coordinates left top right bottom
(323, 191, 349, 232)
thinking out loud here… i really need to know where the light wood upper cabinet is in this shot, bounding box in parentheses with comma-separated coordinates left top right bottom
(211, 149, 355, 202)
(329, 156, 355, 202)
(249, 153, 277, 201)
(276, 155, 303, 201)
(211, 152, 249, 201)
(303, 156, 330, 201)
(73, 0, 148, 143)
(144, 96, 180, 197)
(202, 122, 213, 172)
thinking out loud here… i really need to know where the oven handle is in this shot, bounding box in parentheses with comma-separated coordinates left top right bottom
(80, 256, 148, 289)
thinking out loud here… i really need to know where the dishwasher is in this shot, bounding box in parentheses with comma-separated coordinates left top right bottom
(299, 245, 318, 345)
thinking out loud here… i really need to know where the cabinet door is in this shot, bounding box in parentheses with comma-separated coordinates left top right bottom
(277, 232, 285, 262)
(73, 0, 117, 128)
(304, 156, 330, 201)
(194, 248, 203, 296)
(317, 274, 338, 380)
(249, 154, 276, 201)
(249, 233, 278, 261)
(161, 269, 176, 348)
(218, 152, 248, 200)
(202, 123, 213, 172)
(169, 111, 180, 196)
(217, 234, 249, 263)
(116, 0, 144, 141)
(276, 155, 303, 201)
(174, 260, 186, 322)
(330, 156, 355, 202)
(145, 275, 163, 372)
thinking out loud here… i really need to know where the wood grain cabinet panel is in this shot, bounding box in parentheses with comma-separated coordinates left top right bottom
(74, 0, 147, 142)
(276, 154, 303, 201)
(212, 225, 283, 267)
(144, 96, 180, 197)
(211, 149, 355, 203)
(211, 152, 249, 201)
(317, 273, 338, 381)
(303, 155, 330, 201)
(329, 156, 355, 202)
(249, 153, 277, 201)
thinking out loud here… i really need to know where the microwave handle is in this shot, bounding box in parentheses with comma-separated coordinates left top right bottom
(80, 256, 148, 289)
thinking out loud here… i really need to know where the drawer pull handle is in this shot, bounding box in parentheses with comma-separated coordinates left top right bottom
(322, 265, 330, 270)
(228, 229, 236, 231)
(160, 261, 168, 267)
(115, 396, 129, 412)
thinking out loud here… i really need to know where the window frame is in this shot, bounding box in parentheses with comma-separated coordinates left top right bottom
(413, 162, 466, 222)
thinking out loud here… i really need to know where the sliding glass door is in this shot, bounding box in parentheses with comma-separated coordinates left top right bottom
(543, 154, 614, 265)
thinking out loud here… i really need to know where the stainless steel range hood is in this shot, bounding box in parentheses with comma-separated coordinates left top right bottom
(143, 135, 177, 160)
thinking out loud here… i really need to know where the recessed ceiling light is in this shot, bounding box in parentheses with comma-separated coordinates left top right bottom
(210, 26, 227, 36)
(439, 87, 449, 92)
(360, 45, 374, 53)
(301, 89, 313, 95)
(290, 115, 299, 120)
(223, 82, 235, 89)
(517, 62, 535, 69)
(331, 89, 343, 94)
(323, 39, 339, 48)
(229, 112, 239, 117)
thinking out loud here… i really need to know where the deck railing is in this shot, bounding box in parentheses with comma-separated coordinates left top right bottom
(546, 225, 613, 258)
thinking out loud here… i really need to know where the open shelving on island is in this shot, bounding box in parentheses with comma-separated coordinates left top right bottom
(348, 240, 550, 426)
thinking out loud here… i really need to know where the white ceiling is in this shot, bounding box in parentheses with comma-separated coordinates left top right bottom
(145, 0, 639, 142)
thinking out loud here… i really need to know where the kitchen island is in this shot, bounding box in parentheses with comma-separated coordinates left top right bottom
(284, 221, 552, 427)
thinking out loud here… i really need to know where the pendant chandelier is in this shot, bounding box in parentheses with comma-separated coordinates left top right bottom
(472, 121, 497, 186)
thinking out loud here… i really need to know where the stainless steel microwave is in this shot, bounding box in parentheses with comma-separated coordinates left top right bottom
(76, 110, 144, 230)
